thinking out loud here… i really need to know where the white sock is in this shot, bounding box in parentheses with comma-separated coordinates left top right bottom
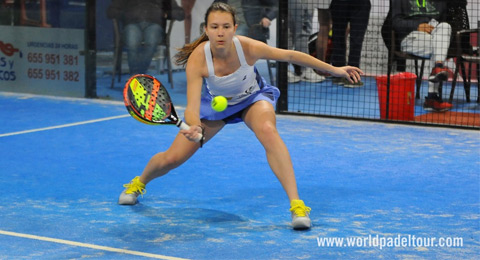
(428, 82, 439, 93)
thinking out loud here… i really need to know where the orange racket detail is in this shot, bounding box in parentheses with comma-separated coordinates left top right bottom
(144, 79, 160, 120)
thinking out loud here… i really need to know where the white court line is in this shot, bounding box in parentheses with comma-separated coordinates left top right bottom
(0, 230, 190, 260)
(0, 114, 130, 138)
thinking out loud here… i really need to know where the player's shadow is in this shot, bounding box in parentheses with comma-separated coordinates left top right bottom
(109, 202, 308, 244)
(134, 203, 296, 232)
(131, 203, 248, 225)
(108, 203, 251, 243)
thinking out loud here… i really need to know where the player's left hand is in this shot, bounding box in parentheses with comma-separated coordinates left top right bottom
(334, 66, 364, 84)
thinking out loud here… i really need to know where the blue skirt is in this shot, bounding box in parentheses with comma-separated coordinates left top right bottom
(199, 68, 280, 124)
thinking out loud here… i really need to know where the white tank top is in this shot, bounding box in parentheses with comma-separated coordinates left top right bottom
(204, 37, 260, 105)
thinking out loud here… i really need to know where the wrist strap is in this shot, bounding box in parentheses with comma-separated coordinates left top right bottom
(198, 125, 205, 148)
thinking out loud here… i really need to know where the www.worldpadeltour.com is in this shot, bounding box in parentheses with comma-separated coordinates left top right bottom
(316, 235, 464, 250)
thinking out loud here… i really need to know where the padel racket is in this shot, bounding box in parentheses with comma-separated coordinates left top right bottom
(123, 74, 204, 143)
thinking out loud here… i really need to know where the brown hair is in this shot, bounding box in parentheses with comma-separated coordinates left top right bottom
(174, 2, 237, 66)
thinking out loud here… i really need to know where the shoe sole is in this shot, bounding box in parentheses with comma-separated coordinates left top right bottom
(118, 191, 139, 205)
(428, 72, 448, 83)
(423, 106, 451, 112)
(288, 77, 301, 83)
(291, 214, 312, 230)
(434, 107, 451, 112)
(292, 219, 312, 230)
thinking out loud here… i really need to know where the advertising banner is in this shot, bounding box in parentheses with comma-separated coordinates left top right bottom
(0, 26, 85, 97)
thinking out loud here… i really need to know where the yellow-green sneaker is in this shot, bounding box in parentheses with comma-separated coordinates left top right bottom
(290, 199, 311, 229)
(118, 176, 146, 205)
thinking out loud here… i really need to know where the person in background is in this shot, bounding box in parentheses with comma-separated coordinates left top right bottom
(392, 0, 452, 111)
(288, 0, 325, 83)
(329, 0, 371, 87)
(316, 1, 332, 64)
(216, 0, 277, 40)
(181, 0, 196, 44)
(107, 0, 185, 75)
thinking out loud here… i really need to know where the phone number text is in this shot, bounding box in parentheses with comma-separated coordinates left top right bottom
(27, 68, 80, 82)
(27, 52, 79, 66)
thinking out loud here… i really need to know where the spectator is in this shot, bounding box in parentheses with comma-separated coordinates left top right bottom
(316, 1, 332, 64)
(215, 0, 277, 40)
(330, 0, 371, 87)
(181, 0, 196, 44)
(107, 0, 185, 75)
(288, 0, 325, 83)
(392, 0, 452, 111)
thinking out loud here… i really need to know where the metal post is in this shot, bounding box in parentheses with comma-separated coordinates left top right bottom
(276, 0, 289, 112)
(84, 0, 97, 98)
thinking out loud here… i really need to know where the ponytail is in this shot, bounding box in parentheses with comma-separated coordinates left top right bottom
(174, 32, 209, 67)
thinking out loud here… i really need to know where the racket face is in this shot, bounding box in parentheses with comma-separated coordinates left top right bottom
(123, 74, 176, 124)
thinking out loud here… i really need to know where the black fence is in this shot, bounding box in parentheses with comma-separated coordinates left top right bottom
(276, 0, 479, 129)
(1, 0, 478, 129)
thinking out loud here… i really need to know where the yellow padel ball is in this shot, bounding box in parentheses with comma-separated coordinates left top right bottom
(211, 96, 228, 112)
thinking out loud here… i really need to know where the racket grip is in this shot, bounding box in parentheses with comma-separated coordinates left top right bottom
(177, 120, 204, 143)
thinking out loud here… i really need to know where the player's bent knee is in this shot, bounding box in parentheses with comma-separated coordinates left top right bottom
(257, 121, 279, 141)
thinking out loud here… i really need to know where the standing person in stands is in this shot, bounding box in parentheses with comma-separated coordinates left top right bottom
(287, 0, 326, 83)
(181, 0, 196, 44)
(329, 0, 371, 87)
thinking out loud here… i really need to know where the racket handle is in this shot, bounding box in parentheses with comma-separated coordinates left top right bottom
(177, 120, 204, 143)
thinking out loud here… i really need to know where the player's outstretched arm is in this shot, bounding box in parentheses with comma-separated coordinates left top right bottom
(243, 37, 364, 83)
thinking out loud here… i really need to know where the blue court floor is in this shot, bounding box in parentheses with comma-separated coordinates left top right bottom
(0, 91, 479, 259)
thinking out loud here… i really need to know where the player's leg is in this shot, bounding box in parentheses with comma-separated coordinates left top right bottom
(242, 101, 311, 229)
(140, 119, 224, 184)
(118, 120, 225, 204)
(243, 101, 298, 200)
